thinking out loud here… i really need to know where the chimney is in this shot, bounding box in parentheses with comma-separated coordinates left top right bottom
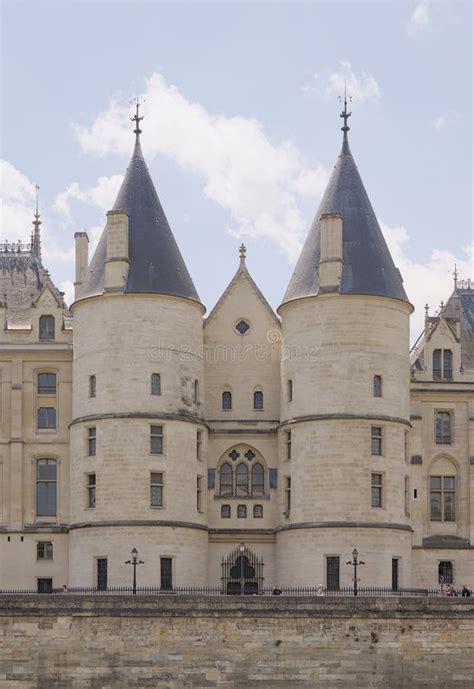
(319, 212, 344, 291)
(74, 231, 89, 300)
(104, 210, 129, 291)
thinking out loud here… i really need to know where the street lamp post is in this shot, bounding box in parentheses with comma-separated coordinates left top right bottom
(346, 548, 365, 596)
(239, 542, 245, 595)
(125, 547, 144, 594)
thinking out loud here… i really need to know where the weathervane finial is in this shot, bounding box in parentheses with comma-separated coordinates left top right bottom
(239, 243, 246, 263)
(130, 95, 144, 140)
(339, 81, 352, 137)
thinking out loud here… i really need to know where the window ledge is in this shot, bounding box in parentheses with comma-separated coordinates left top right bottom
(214, 494, 270, 501)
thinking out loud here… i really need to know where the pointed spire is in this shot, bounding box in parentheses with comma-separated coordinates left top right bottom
(32, 184, 42, 260)
(453, 264, 459, 289)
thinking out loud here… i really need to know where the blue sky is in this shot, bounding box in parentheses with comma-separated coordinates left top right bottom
(1, 0, 472, 336)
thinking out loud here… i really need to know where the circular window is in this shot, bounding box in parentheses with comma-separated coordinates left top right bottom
(235, 320, 250, 335)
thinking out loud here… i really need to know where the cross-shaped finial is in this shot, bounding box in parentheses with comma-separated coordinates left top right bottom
(339, 82, 352, 134)
(130, 96, 144, 138)
(239, 243, 246, 261)
(424, 303, 429, 318)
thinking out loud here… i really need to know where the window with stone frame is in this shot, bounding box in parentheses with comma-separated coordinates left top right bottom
(36, 459, 57, 516)
(221, 504, 231, 519)
(37, 541, 53, 560)
(251, 463, 265, 496)
(87, 427, 96, 456)
(89, 375, 96, 398)
(150, 472, 164, 507)
(285, 430, 292, 460)
(150, 425, 164, 454)
(253, 390, 263, 410)
(430, 476, 455, 522)
(37, 372, 56, 395)
(237, 504, 247, 518)
(39, 315, 55, 340)
(373, 375, 382, 397)
(197, 475, 203, 512)
(371, 473, 383, 508)
(433, 349, 453, 381)
(38, 407, 56, 430)
(196, 430, 202, 460)
(219, 463, 233, 497)
(438, 560, 453, 584)
(87, 473, 96, 508)
(222, 390, 232, 410)
(253, 504, 263, 518)
(194, 379, 199, 403)
(235, 463, 249, 497)
(371, 427, 382, 455)
(435, 412, 452, 445)
(285, 476, 291, 514)
(151, 373, 161, 396)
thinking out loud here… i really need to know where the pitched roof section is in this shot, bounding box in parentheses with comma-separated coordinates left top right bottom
(443, 284, 474, 370)
(80, 136, 201, 304)
(281, 134, 409, 306)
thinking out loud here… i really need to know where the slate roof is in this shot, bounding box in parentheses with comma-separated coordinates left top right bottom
(282, 134, 409, 306)
(442, 285, 474, 370)
(80, 136, 201, 304)
(0, 242, 66, 328)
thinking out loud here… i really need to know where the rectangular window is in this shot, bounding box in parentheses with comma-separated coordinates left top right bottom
(196, 430, 202, 460)
(97, 557, 108, 591)
(89, 375, 96, 398)
(88, 427, 96, 456)
(253, 504, 263, 518)
(37, 373, 56, 395)
(438, 560, 453, 584)
(151, 373, 161, 396)
(37, 577, 53, 593)
(404, 476, 410, 516)
(194, 379, 199, 403)
(404, 431, 409, 463)
(392, 558, 399, 591)
(36, 460, 57, 517)
(37, 541, 53, 560)
(39, 315, 55, 341)
(371, 426, 382, 455)
(435, 412, 452, 445)
(430, 476, 455, 522)
(151, 472, 164, 507)
(371, 473, 383, 508)
(87, 473, 96, 508)
(443, 350, 453, 380)
(373, 375, 382, 397)
(197, 476, 203, 512)
(37, 407, 56, 429)
(326, 556, 340, 591)
(433, 349, 442, 380)
(285, 476, 291, 514)
(160, 557, 173, 590)
(221, 504, 231, 518)
(285, 430, 292, 460)
(150, 425, 163, 454)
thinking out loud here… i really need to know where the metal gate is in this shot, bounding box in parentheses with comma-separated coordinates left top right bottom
(221, 543, 264, 594)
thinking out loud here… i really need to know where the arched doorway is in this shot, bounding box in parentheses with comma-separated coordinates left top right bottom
(221, 544, 264, 594)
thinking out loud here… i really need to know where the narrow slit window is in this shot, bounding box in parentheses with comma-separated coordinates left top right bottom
(151, 373, 161, 396)
(150, 425, 164, 454)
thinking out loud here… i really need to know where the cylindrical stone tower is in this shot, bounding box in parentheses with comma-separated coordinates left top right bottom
(69, 112, 207, 588)
(277, 108, 413, 588)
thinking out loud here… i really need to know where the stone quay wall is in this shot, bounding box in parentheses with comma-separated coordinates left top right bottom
(0, 595, 473, 689)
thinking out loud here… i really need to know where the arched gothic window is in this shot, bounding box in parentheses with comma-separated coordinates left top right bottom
(253, 390, 263, 410)
(219, 463, 233, 497)
(251, 463, 265, 496)
(236, 463, 249, 496)
(222, 390, 232, 410)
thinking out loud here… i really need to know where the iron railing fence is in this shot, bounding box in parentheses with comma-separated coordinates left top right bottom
(0, 586, 468, 597)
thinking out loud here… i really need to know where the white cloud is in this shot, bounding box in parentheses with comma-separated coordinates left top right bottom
(407, 2, 430, 35)
(0, 159, 36, 241)
(54, 175, 123, 221)
(381, 220, 474, 338)
(59, 280, 75, 308)
(433, 111, 459, 132)
(72, 72, 329, 261)
(304, 62, 380, 104)
(433, 116, 446, 131)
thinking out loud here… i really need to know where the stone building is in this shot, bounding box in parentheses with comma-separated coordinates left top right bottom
(0, 105, 472, 592)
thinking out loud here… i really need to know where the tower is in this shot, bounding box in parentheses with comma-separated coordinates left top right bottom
(69, 104, 207, 588)
(276, 101, 414, 588)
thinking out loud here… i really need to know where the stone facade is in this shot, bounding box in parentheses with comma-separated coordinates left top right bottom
(0, 596, 473, 688)
(0, 120, 473, 593)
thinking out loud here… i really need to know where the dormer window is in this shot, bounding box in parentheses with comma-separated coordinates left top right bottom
(39, 315, 55, 341)
(433, 349, 453, 380)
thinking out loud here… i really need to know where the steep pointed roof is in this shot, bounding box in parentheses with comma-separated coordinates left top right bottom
(281, 123, 409, 307)
(80, 121, 201, 304)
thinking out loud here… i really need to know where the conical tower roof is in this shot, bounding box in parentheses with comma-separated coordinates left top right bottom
(281, 113, 409, 307)
(80, 112, 201, 303)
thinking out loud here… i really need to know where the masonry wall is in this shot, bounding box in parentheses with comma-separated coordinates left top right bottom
(0, 596, 473, 689)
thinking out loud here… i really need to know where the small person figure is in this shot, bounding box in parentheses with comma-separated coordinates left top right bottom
(461, 585, 471, 597)
(316, 585, 325, 596)
(61, 584, 69, 594)
(445, 584, 457, 597)
(272, 584, 282, 596)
